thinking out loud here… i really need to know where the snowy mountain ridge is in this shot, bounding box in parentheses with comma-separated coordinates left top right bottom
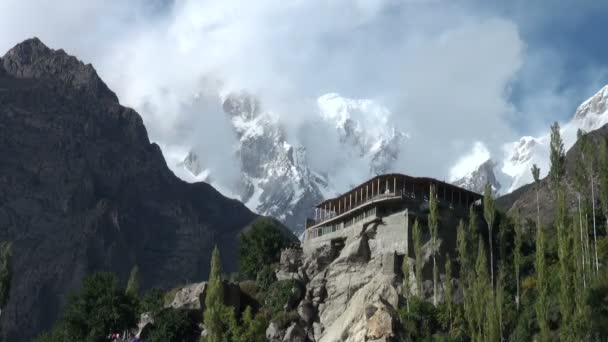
(180, 92, 405, 233)
(455, 84, 608, 195)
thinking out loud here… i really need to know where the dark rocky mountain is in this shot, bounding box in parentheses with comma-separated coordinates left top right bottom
(497, 123, 608, 225)
(0, 38, 259, 341)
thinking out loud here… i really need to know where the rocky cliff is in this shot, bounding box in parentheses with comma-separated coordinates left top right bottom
(0, 38, 258, 341)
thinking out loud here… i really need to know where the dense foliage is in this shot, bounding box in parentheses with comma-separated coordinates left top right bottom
(238, 218, 293, 279)
(398, 122, 608, 341)
(36, 273, 138, 342)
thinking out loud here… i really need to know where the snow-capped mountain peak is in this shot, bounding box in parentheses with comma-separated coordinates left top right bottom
(452, 159, 501, 195)
(459, 84, 608, 195)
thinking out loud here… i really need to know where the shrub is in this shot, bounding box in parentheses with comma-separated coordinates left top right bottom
(239, 218, 293, 279)
(146, 308, 199, 342)
(140, 288, 165, 317)
(264, 279, 302, 317)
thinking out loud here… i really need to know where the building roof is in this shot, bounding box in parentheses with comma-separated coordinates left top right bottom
(315, 173, 482, 210)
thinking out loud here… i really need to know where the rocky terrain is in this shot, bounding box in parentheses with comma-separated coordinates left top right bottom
(0, 38, 259, 341)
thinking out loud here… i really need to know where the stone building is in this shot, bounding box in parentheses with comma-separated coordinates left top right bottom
(302, 173, 482, 279)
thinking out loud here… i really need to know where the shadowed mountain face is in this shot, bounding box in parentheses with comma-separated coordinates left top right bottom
(0, 38, 257, 341)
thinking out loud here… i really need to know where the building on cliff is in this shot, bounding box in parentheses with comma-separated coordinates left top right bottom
(302, 173, 482, 278)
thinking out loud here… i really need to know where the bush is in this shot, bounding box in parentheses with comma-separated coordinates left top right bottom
(399, 297, 439, 341)
(140, 288, 165, 316)
(36, 272, 138, 341)
(239, 218, 293, 279)
(264, 279, 302, 317)
(255, 265, 276, 291)
(146, 308, 199, 342)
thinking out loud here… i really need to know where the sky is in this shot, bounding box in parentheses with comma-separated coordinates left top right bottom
(1, 0, 608, 190)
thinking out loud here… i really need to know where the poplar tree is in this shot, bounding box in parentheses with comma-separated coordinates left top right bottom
(578, 129, 599, 275)
(428, 185, 439, 307)
(205, 246, 225, 342)
(473, 238, 489, 342)
(413, 219, 424, 299)
(513, 210, 522, 311)
(552, 123, 574, 331)
(483, 183, 496, 291)
(402, 244, 411, 312)
(445, 254, 453, 330)
(575, 130, 588, 288)
(126, 265, 140, 298)
(531, 164, 549, 341)
(457, 218, 475, 338)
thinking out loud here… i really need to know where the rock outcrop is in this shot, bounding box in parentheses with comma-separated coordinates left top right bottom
(0, 38, 258, 341)
(273, 236, 403, 341)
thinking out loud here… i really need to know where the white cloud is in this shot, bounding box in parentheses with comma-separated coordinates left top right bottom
(0, 0, 603, 195)
(449, 142, 491, 181)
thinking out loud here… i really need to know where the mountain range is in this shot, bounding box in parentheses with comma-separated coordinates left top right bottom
(177, 81, 608, 234)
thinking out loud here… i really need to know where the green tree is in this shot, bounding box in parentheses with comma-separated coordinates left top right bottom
(402, 243, 411, 312)
(574, 130, 589, 289)
(413, 219, 424, 299)
(483, 183, 496, 291)
(205, 246, 226, 342)
(239, 218, 293, 279)
(428, 184, 439, 307)
(473, 238, 489, 342)
(531, 164, 549, 341)
(231, 306, 268, 342)
(148, 308, 198, 342)
(535, 214, 549, 342)
(140, 288, 164, 317)
(63, 273, 138, 341)
(444, 254, 453, 330)
(126, 264, 140, 298)
(549, 122, 566, 184)
(513, 210, 522, 311)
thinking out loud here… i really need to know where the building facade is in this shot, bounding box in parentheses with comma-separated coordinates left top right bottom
(302, 173, 482, 278)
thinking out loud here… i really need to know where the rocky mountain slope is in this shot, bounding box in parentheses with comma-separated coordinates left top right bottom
(0, 38, 258, 341)
(181, 92, 407, 234)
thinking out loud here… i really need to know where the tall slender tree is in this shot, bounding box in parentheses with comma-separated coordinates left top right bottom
(483, 183, 496, 292)
(551, 124, 574, 333)
(402, 241, 411, 312)
(205, 246, 226, 342)
(531, 164, 549, 341)
(445, 254, 454, 330)
(126, 265, 140, 298)
(574, 133, 589, 288)
(513, 210, 522, 311)
(428, 184, 439, 307)
(578, 129, 600, 275)
(531, 164, 541, 230)
(413, 219, 424, 299)
(457, 218, 475, 338)
(473, 238, 490, 342)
